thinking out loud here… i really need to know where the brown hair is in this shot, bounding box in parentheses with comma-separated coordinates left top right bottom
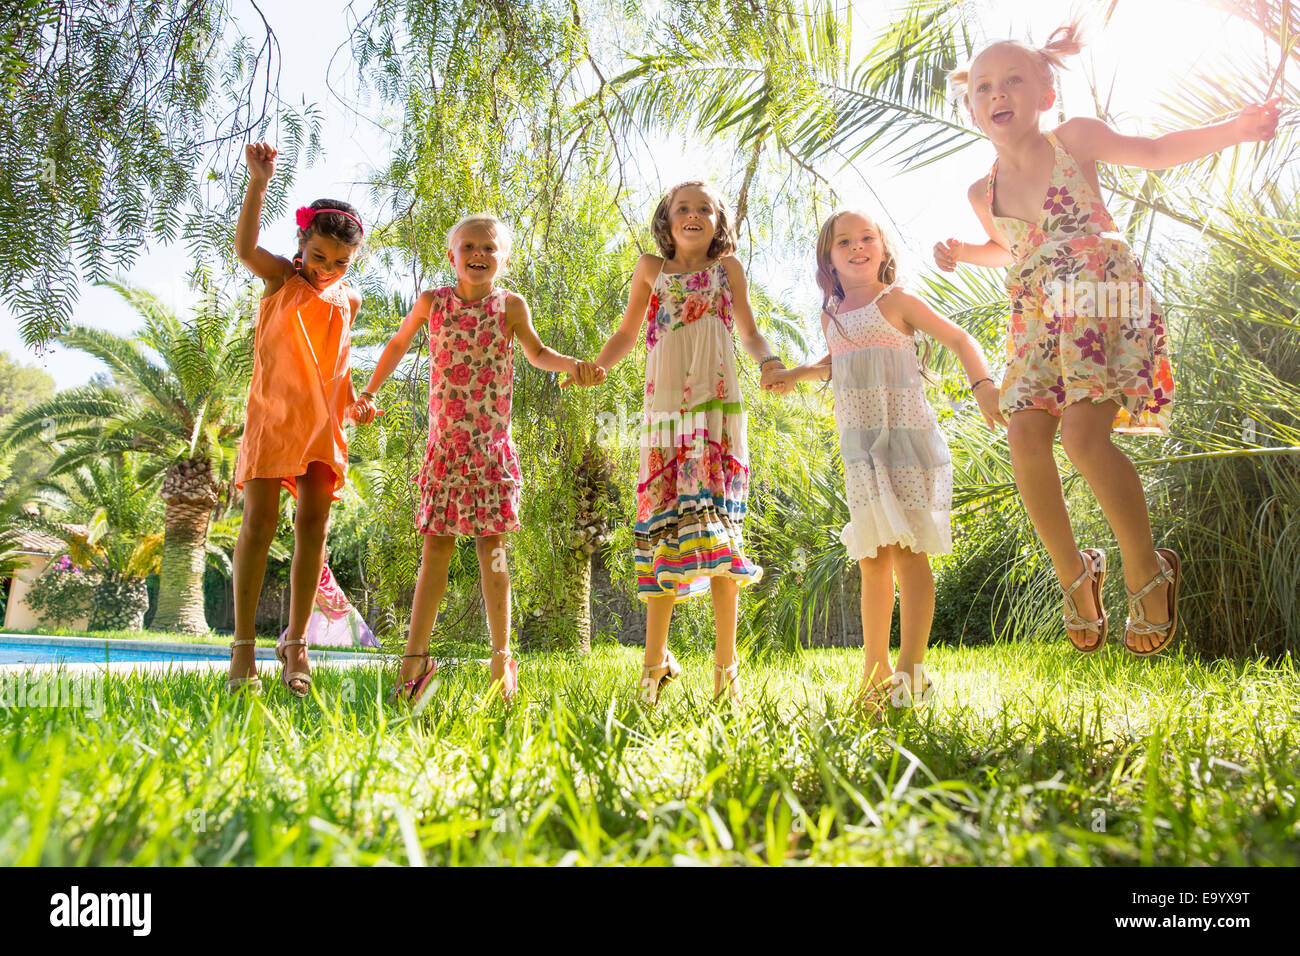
(948, 22, 1085, 104)
(649, 181, 737, 261)
(293, 198, 364, 267)
(813, 209, 932, 379)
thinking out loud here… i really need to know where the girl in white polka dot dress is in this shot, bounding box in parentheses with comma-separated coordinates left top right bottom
(772, 210, 1001, 714)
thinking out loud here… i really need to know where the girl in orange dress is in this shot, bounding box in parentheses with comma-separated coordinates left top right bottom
(934, 25, 1278, 657)
(226, 141, 367, 696)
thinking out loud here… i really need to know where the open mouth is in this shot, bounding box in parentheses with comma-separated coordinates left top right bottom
(468, 262, 490, 271)
(849, 256, 871, 265)
(992, 109, 1014, 126)
(683, 223, 704, 232)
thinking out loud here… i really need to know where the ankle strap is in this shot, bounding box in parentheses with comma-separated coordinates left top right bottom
(401, 653, 430, 659)
(230, 639, 257, 647)
(492, 648, 513, 658)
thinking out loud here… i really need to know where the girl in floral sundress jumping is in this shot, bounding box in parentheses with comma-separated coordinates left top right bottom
(354, 214, 604, 704)
(934, 24, 1279, 656)
(593, 181, 791, 706)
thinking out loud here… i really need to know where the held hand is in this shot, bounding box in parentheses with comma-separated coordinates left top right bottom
(760, 363, 791, 395)
(244, 141, 278, 183)
(1234, 97, 1282, 143)
(973, 381, 1006, 430)
(351, 394, 379, 425)
(561, 360, 606, 389)
(933, 239, 962, 273)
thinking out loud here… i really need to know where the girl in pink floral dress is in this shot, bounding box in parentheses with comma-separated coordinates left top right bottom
(934, 24, 1278, 657)
(355, 214, 604, 702)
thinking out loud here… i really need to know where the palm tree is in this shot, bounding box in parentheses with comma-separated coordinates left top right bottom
(0, 282, 254, 633)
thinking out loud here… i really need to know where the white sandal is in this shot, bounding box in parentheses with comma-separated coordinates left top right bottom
(1124, 549, 1180, 657)
(1062, 548, 1108, 653)
(713, 659, 744, 706)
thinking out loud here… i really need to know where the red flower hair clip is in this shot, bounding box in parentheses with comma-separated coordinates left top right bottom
(296, 205, 365, 236)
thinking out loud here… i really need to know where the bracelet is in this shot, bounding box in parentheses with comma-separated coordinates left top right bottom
(758, 355, 784, 370)
(360, 390, 376, 400)
(969, 377, 994, 392)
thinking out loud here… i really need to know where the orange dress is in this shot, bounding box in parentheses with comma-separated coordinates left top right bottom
(235, 272, 356, 500)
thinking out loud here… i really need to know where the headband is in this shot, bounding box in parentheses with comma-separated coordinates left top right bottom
(296, 205, 364, 236)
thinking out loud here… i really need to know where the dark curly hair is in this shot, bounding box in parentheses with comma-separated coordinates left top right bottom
(295, 198, 365, 261)
(649, 181, 737, 261)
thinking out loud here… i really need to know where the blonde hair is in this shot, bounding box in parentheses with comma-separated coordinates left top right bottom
(649, 181, 737, 261)
(814, 209, 932, 378)
(446, 213, 514, 259)
(948, 22, 1085, 104)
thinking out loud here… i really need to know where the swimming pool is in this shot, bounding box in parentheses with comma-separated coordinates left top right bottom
(0, 636, 381, 667)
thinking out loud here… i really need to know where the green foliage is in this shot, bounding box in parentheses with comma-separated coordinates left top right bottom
(0, 2, 319, 346)
(23, 556, 97, 629)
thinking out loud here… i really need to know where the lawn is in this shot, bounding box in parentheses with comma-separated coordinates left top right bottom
(1, 641, 1297, 865)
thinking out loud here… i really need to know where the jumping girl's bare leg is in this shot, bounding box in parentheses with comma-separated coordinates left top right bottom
(402, 533, 456, 685)
(1059, 399, 1169, 651)
(891, 545, 936, 689)
(475, 534, 512, 684)
(858, 550, 896, 689)
(709, 576, 740, 695)
(281, 461, 336, 693)
(644, 592, 675, 668)
(1007, 408, 1100, 649)
(229, 477, 282, 683)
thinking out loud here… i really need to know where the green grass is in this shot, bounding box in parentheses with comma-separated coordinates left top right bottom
(1, 642, 1297, 865)
(0, 626, 386, 653)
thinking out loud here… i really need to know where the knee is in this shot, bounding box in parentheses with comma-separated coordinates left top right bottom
(294, 506, 330, 544)
(1006, 414, 1050, 460)
(1060, 419, 1111, 466)
(239, 513, 278, 550)
(424, 534, 456, 560)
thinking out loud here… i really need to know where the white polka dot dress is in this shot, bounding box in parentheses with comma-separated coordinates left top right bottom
(827, 286, 952, 560)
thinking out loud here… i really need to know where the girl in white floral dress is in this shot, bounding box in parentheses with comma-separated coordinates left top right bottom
(774, 211, 999, 714)
(594, 182, 791, 706)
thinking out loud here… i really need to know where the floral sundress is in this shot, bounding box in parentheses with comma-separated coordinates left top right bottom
(415, 287, 522, 536)
(989, 130, 1174, 433)
(634, 261, 763, 602)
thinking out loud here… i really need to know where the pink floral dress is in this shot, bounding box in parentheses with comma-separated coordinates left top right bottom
(415, 287, 522, 536)
(989, 130, 1174, 433)
(635, 261, 763, 602)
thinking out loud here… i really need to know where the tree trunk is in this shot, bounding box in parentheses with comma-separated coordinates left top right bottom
(526, 547, 592, 653)
(150, 458, 219, 633)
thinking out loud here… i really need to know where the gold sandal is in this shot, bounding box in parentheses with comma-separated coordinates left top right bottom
(713, 659, 744, 706)
(1124, 549, 1180, 657)
(1062, 548, 1107, 653)
(275, 637, 312, 698)
(226, 639, 262, 695)
(638, 650, 682, 706)
(887, 666, 935, 710)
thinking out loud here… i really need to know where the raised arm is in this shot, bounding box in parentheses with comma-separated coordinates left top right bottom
(352, 290, 435, 425)
(1058, 102, 1280, 171)
(593, 254, 658, 371)
(893, 290, 1004, 430)
(234, 143, 295, 293)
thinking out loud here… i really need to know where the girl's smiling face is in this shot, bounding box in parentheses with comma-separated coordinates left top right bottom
(966, 44, 1055, 138)
(829, 212, 886, 283)
(667, 185, 720, 252)
(298, 234, 358, 289)
(447, 222, 508, 287)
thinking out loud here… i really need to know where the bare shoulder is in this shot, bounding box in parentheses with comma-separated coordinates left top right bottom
(347, 284, 364, 311)
(719, 254, 747, 281)
(967, 175, 990, 207)
(1054, 117, 1109, 158)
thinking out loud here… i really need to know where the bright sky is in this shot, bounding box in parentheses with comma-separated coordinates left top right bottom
(1, 0, 1279, 386)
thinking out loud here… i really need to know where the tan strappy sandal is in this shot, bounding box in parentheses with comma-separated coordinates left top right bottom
(275, 637, 312, 698)
(1124, 549, 1180, 657)
(1062, 548, 1108, 653)
(226, 639, 262, 695)
(712, 659, 744, 706)
(638, 650, 682, 707)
